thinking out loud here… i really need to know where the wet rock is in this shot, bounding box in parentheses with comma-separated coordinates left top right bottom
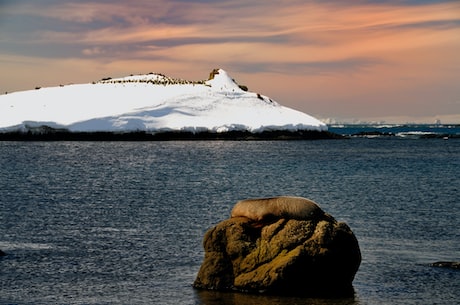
(194, 197, 361, 297)
(430, 261, 460, 270)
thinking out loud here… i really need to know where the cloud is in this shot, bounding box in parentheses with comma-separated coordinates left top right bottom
(1, 0, 459, 122)
(82, 46, 105, 56)
(6, 1, 460, 46)
(23, 1, 460, 58)
(194, 56, 383, 77)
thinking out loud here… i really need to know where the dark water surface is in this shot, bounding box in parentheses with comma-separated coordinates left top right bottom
(1, 139, 459, 304)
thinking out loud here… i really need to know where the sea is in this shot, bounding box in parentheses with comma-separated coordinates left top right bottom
(1, 124, 459, 305)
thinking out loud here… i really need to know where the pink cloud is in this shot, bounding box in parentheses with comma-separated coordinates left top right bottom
(1, 0, 459, 122)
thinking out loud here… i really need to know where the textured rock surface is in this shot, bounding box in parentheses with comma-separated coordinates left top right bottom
(430, 261, 460, 270)
(194, 201, 361, 297)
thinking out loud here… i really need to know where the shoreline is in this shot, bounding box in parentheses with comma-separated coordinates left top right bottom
(0, 129, 344, 141)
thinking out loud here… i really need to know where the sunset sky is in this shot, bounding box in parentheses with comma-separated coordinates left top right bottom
(1, 0, 459, 123)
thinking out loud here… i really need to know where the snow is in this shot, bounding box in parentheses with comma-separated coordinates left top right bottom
(0, 69, 327, 133)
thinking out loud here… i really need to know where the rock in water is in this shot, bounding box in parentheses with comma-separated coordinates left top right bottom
(193, 196, 361, 297)
(430, 261, 460, 269)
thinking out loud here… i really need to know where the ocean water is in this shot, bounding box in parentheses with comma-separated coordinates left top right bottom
(328, 124, 460, 139)
(0, 136, 459, 304)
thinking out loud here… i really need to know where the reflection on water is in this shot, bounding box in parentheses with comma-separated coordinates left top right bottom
(195, 290, 360, 305)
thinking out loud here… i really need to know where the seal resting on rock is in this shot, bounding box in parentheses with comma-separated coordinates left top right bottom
(194, 196, 361, 296)
(231, 196, 324, 222)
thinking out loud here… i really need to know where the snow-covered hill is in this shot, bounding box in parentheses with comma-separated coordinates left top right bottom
(0, 69, 327, 133)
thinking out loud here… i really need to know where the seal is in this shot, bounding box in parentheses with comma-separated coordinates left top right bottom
(231, 196, 323, 222)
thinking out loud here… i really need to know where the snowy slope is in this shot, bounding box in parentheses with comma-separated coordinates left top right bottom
(0, 69, 327, 133)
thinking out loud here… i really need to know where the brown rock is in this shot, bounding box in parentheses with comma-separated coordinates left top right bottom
(194, 198, 361, 297)
(208, 68, 220, 80)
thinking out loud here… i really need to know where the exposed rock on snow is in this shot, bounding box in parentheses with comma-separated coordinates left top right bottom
(0, 69, 327, 135)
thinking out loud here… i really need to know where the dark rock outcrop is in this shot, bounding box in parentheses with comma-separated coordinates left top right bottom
(194, 197, 361, 297)
(430, 261, 460, 270)
(0, 129, 344, 141)
(208, 68, 220, 80)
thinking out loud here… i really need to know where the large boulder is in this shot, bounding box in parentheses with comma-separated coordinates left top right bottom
(194, 196, 361, 297)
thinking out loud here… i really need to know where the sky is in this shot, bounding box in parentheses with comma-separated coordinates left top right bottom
(1, 0, 459, 124)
